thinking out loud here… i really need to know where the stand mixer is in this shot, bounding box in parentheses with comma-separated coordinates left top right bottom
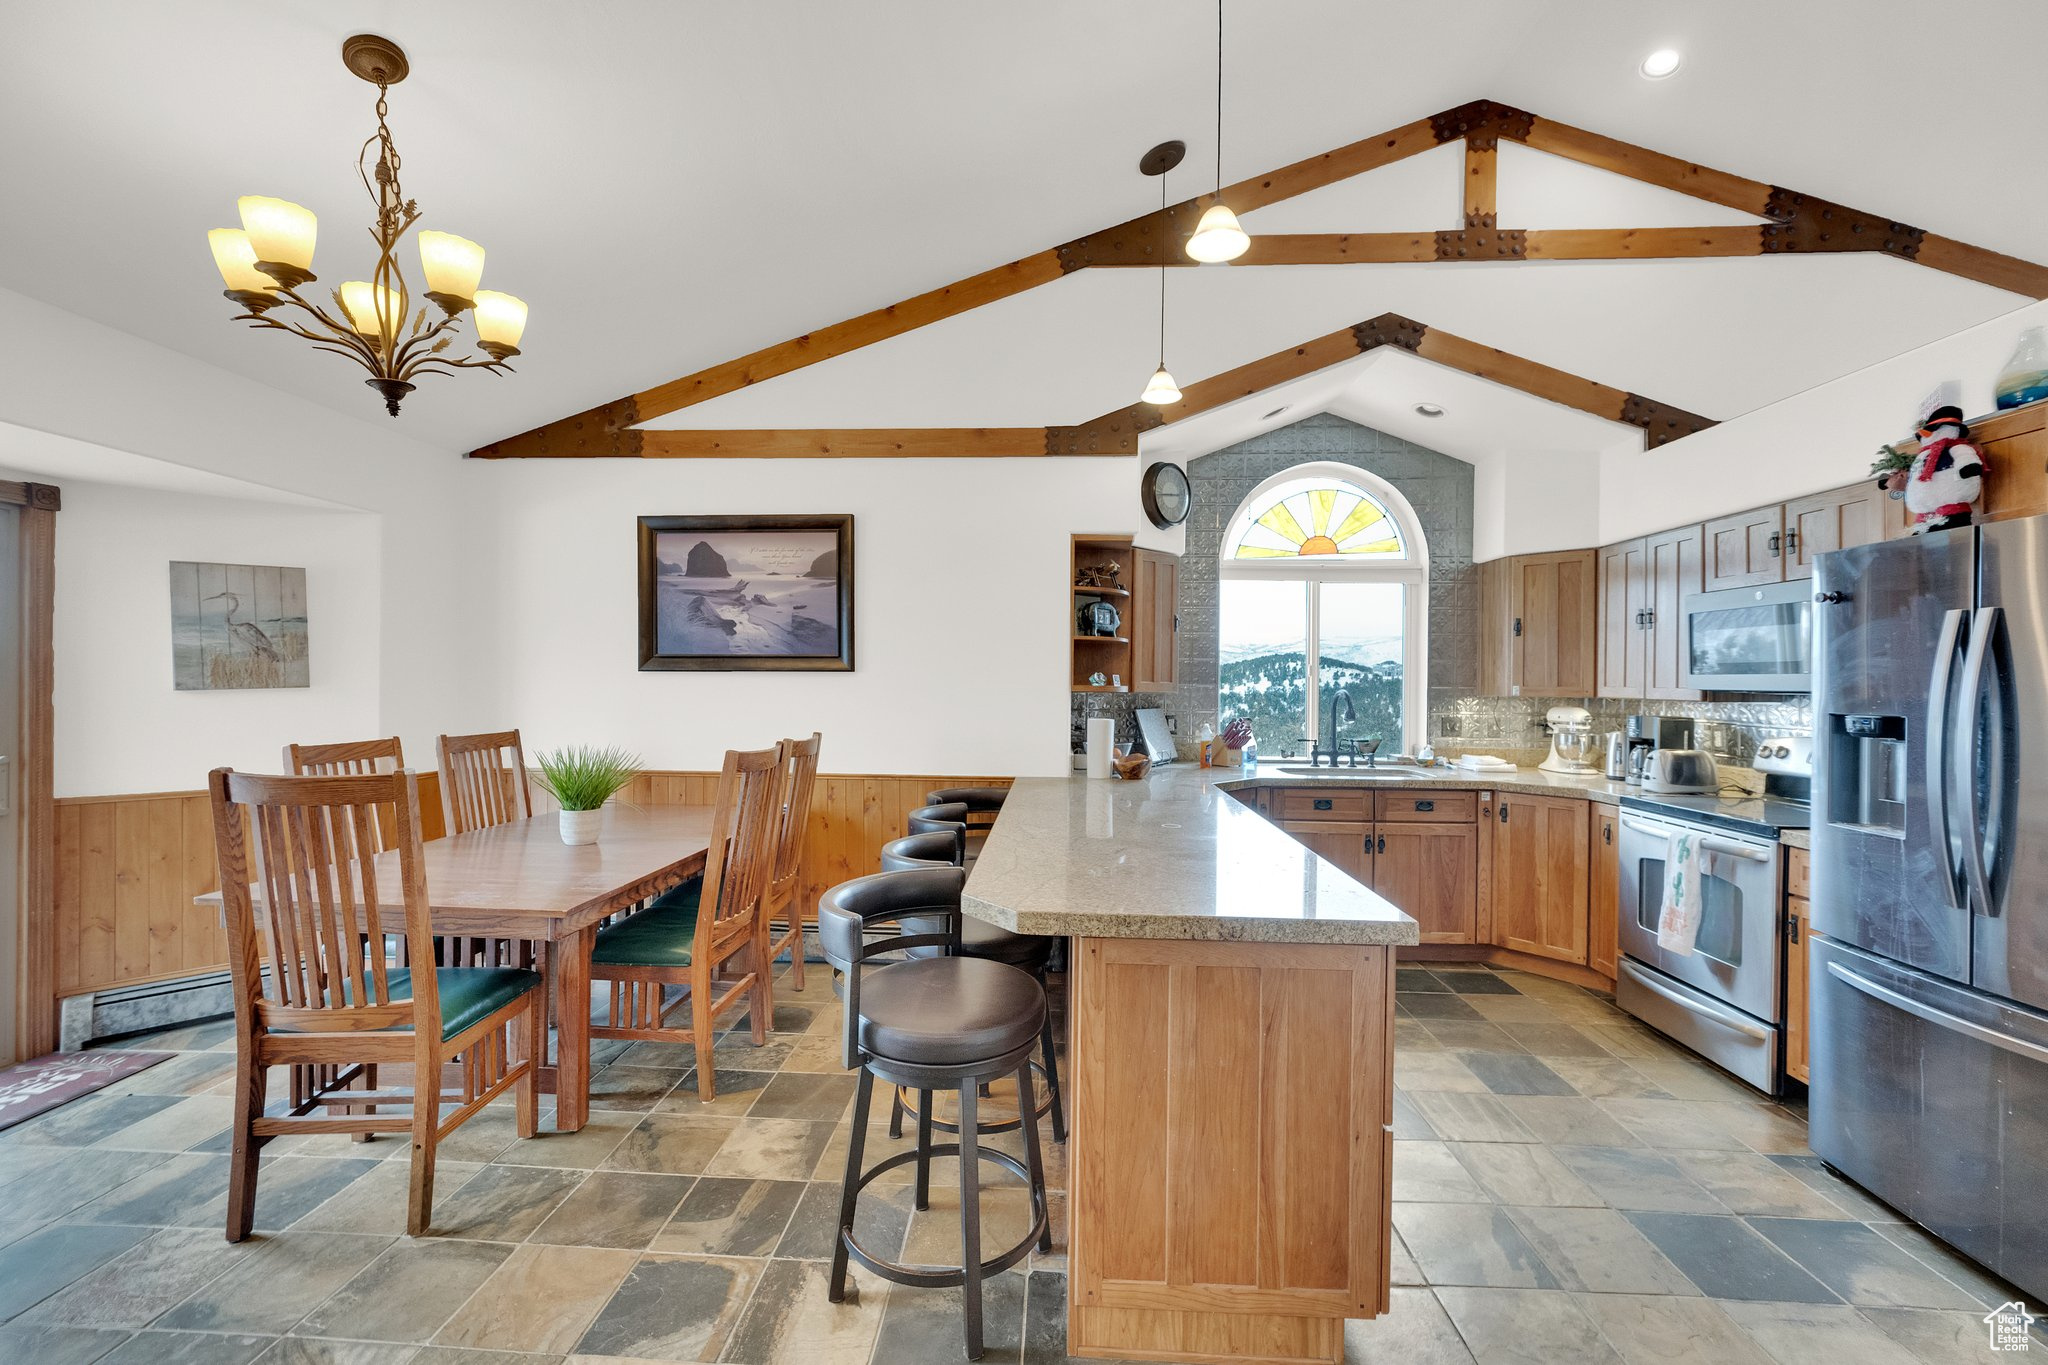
(1538, 705, 1601, 775)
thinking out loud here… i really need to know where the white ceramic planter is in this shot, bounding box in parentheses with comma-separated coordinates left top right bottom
(559, 807, 603, 846)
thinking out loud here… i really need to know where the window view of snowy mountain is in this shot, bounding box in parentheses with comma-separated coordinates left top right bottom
(1220, 580, 1406, 754)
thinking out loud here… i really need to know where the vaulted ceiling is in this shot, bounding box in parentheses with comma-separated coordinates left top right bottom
(4, 1, 2043, 467)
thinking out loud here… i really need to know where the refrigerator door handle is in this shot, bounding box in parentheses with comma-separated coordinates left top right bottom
(1827, 958, 2048, 1064)
(1926, 607, 1968, 909)
(1960, 606, 2000, 916)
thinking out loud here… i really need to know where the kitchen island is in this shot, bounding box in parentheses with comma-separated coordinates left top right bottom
(963, 766, 1419, 1365)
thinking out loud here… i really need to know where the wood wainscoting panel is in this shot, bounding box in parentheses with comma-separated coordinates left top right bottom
(51, 769, 1002, 1000)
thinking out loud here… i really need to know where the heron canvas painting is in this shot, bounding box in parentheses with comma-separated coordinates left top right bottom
(169, 561, 310, 690)
(638, 515, 854, 671)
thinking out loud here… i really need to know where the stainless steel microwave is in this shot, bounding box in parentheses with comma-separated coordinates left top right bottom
(1679, 579, 1814, 693)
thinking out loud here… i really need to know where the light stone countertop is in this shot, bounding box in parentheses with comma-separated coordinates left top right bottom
(1780, 828, 1812, 850)
(1211, 760, 1637, 805)
(962, 765, 1421, 946)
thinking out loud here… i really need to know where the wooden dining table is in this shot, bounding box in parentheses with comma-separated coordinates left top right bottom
(199, 803, 713, 1133)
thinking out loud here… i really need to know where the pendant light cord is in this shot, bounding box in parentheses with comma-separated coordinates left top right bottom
(1158, 171, 1169, 366)
(1214, 0, 1225, 194)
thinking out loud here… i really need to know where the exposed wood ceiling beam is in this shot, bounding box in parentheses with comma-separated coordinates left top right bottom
(471, 313, 1714, 460)
(471, 98, 2043, 459)
(630, 428, 1078, 459)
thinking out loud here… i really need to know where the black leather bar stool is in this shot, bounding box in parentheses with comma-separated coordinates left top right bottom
(926, 786, 1006, 860)
(880, 831, 1065, 1143)
(819, 867, 1051, 1361)
(907, 801, 970, 865)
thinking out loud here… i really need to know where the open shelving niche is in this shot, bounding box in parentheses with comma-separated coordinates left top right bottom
(1070, 533, 1134, 693)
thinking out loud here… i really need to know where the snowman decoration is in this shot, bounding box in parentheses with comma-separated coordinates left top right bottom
(1898, 403, 1985, 534)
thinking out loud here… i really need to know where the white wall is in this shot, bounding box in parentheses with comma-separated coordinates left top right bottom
(1599, 300, 2048, 544)
(40, 481, 381, 796)
(483, 456, 1151, 777)
(0, 284, 499, 792)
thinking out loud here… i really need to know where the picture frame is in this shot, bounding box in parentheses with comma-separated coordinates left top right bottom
(637, 514, 855, 672)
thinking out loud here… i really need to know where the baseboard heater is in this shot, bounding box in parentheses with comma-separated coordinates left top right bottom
(60, 968, 253, 1050)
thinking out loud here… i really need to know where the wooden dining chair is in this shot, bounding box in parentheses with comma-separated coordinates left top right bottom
(763, 732, 823, 991)
(209, 766, 543, 1239)
(437, 728, 533, 834)
(435, 729, 535, 968)
(588, 743, 783, 1099)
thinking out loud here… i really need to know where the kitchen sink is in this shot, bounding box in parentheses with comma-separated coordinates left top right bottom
(1272, 764, 1439, 779)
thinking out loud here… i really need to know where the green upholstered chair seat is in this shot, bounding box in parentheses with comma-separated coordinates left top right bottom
(648, 875, 703, 912)
(380, 967, 541, 1040)
(593, 896, 703, 970)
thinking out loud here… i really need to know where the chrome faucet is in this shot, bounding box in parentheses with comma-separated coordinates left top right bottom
(1329, 688, 1356, 766)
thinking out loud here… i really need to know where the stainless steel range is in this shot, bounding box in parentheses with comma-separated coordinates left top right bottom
(1615, 738, 1812, 1095)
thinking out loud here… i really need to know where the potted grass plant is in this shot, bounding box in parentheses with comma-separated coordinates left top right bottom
(534, 745, 643, 845)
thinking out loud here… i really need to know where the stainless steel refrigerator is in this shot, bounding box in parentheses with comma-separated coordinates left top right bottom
(1811, 516, 2048, 1298)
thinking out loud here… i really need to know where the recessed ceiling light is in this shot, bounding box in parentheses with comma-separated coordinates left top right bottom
(1263, 406, 1288, 420)
(1640, 48, 1681, 79)
(1414, 402, 1445, 418)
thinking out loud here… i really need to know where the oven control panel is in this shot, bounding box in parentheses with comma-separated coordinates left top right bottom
(1753, 733, 1814, 777)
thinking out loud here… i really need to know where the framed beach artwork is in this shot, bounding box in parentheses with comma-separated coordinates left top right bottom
(169, 561, 311, 690)
(637, 515, 854, 671)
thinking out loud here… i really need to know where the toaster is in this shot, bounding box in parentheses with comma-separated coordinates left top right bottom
(1640, 748, 1718, 794)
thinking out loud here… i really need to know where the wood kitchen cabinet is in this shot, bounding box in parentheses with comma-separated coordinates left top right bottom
(1129, 548, 1179, 692)
(1785, 484, 1887, 579)
(1598, 525, 1703, 702)
(1376, 823, 1478, 944)
(1492, 793, 1591, 965)
(1480, 549, 1597, 697)
(1703, 505, 1786, 589)
(1279, 819, 1374, 887)
(1596, 538, 1648, 699)
(1786, 846, 1811, 1084)
(1588, 808, 1619, 980)
(1644, 524, 1704, 699)
(1702, 483, 1887, 590)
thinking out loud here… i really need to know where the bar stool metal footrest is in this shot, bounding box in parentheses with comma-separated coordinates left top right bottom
(838, 1136, 1049, 1289)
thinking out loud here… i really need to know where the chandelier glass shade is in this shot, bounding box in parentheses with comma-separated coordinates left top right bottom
(205, 35, 527, 417)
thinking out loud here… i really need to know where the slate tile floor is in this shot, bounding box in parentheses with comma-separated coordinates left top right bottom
(0, 960, 2040, 1363)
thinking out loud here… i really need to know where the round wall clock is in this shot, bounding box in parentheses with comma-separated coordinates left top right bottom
(1141, 461, 1192, 530)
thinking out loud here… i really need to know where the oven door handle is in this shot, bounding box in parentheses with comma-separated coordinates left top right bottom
(1618, 960, 1769, 1039)
(1927, 607, 1968, 909)
(1827, 959, 2048, 1065)
(1618, 817, 1771, 862)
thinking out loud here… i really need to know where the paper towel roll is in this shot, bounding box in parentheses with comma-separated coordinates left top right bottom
(1086, 718, 1116, 780)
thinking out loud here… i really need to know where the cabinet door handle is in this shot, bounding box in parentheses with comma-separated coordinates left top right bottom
(1500, 802, 1510, 823)
(1414, 800, 1435, 812)
(1603, 823, 1613, 845)
(1513, 617, 1524, 638)
(1376, 835, 1386, 855)
(1313, 798, 1334, 811)
(1768, 531, 1782, 557)
(1784, 528, 1799, 557)
(1786, 913, 1801, 944)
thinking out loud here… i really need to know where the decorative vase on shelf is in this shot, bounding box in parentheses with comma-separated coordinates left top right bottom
(1995, 327, 2048, 410)
(559, 807, 603, 846)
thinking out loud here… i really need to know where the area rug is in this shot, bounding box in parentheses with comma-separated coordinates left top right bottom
(0, 1049, 173, 1131)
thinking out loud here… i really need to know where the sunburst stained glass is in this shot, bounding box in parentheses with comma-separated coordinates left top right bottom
(1227, 479, 1406, 560)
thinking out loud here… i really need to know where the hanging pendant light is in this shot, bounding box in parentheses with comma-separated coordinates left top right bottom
(1187, 0, 1249, 264)
(1139, 141, 1185, 406)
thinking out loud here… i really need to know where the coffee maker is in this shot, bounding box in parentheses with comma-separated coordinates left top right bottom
(1625, 714, 1694, 784)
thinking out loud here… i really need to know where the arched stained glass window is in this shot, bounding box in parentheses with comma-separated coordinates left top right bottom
(1216, 462, 1427, 756)
(1225, 476, 1408, 560)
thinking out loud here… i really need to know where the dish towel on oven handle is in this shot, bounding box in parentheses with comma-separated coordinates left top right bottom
(1657, 829, 1705, 955)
